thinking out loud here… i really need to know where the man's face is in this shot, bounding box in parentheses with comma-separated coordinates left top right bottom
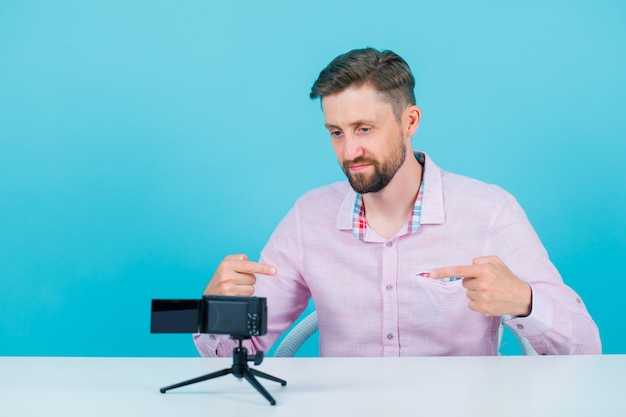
(321, 85, 408, 194)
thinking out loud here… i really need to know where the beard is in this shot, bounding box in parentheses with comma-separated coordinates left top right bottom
(341, 138, 407, 194)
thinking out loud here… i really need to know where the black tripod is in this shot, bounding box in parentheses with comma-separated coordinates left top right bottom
(159, 337, 287, 405)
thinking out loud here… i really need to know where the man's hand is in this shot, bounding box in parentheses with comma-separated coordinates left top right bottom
(204, 254, 277, 296)
(430, 256, 532, 317)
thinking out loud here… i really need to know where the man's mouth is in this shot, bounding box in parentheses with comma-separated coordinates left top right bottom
(344, 158, 376, 173)
(348, 163, 371, 172)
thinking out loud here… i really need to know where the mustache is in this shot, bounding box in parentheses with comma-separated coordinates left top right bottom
(342, 157, 378, 170)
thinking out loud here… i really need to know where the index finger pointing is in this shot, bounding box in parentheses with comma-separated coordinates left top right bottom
(430, 265, 477, 279)
(235, 260, 277, 276)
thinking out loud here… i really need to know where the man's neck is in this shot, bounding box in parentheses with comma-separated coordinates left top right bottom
(362, 153, 423, 240)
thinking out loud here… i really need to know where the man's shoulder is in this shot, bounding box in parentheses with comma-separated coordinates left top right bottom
(440, 168, 517, 206)
(423, 152, 517, 206)
(275, 181, 351, 228)
(295, 180, 351, 207)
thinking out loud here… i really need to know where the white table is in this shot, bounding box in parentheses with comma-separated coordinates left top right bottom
(1, 355, 623, 416)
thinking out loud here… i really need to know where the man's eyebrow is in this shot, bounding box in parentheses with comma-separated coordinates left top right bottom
(324, 119, 376, 129)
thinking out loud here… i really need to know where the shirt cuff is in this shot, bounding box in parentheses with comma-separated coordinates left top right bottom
(501, 287, 554, 339)
(193, 333, 227, 357)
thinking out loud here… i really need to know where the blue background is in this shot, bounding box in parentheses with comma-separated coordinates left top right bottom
(1, 1, 624, 357)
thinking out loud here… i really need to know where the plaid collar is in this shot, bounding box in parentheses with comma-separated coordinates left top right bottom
(352, 152, 425, 241)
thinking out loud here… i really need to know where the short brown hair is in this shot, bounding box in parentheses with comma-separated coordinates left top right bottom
(310, 47, 416, 119)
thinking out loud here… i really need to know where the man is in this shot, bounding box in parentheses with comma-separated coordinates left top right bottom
(194, 48, 601, 357)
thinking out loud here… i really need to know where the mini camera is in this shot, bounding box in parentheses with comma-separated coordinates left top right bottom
(151, 295, 267, 338)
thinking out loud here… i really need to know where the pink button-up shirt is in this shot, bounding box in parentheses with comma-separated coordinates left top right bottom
(194, 152, 601, 357)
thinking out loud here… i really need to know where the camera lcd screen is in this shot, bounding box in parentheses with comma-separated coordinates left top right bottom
(151, 299, 201, 333)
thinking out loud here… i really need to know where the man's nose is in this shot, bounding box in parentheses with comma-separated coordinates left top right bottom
(342, 134, 364, 161)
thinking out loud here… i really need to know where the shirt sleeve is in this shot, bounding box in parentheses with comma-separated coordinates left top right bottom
(255, 203, 312, 348)
(192, 204, 311, 358)
(193, 333, 227, 357)
(489, 192, 601, 354)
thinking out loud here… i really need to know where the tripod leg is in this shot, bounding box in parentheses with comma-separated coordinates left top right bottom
(242, 369, 277, 405)
(160, 368, 232, 393)
(249, 368, 287, 386)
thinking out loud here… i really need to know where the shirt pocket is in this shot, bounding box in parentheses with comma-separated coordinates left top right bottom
(415, 272, 464, 293)
(406, 271, 468, 322)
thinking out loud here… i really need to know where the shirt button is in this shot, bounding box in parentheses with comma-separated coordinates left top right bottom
(386, 284, 393, 291)
(576, 298, 582, 303)
(385, 241, 393, 247)
(517, 324, 524, 330)
(387, 333, 394, 340)
(209, 335, 217, 341)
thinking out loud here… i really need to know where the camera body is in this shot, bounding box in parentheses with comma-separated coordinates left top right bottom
(202, 295, 266, 336)
(151, 295, 267, 338)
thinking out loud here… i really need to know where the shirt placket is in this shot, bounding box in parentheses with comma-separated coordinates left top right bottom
(381, 238, 400, 356)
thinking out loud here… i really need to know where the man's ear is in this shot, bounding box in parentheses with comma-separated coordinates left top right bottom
(404, 105, 421, 138)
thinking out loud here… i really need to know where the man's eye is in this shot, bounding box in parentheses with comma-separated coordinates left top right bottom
(330, 131, 342, 137)
(359, 127, 371, 133)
